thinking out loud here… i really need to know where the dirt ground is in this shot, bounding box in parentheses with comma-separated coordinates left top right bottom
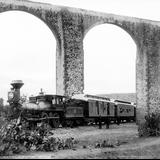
(2, 123, 160, 159)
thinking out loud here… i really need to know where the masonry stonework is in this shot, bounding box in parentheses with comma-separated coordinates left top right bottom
(1, 0, 160, 129)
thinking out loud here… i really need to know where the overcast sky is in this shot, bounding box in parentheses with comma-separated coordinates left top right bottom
(0, 0, 160, 103)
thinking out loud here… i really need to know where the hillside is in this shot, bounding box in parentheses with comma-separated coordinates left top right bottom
(98, 93, 136, 103)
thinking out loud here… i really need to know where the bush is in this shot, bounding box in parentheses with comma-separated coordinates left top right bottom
(138, 112, 160, 137)
(0, 118, 76, 156)
(0, 104, 22, 120)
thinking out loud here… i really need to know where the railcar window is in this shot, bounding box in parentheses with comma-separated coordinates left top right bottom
(52, 98, 56, 104)
(56, 98, 62, 104)
(56, 98, 59, 104)
(59, 98, 63, 104)
(62, 97, 65, 102)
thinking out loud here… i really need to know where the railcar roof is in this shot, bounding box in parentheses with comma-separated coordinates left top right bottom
(114, 99, 132, 104)
(72, 94, 111, 102)
(72, 94, 135, 105)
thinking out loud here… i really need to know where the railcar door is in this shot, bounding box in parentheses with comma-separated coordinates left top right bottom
(88, 99, 99, 117)
(99, 101, 115, 117)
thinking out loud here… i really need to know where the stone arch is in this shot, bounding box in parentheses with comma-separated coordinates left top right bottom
(83, 22, 137, 94)
(0, 10, 57, 96)
(83, 20, 138, 48)
(0, 9, 60, 48)
(0, 1, 63, 94)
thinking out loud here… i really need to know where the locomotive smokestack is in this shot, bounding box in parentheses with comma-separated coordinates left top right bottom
(10, 80, 24, 103)
(10, 80, 24, 90)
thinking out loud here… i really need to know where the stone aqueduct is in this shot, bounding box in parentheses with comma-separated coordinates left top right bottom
(1, 0, 160, 126)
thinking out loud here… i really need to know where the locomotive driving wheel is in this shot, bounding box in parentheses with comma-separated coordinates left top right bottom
(41, 112, 51, 128)
(41, 112, 49, 123)
(49, 112, 60, 128)
(41, 112, 48, 120)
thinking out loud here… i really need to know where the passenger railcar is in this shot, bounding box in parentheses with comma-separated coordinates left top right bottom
(114, 100, 136, 124)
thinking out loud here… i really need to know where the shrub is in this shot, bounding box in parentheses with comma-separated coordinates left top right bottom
(138, 112, 160, 137)
(0, 118, 76, 156)
(0, 104, 22, 120)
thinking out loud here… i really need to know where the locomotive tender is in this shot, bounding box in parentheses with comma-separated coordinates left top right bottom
(7, 80, 136, 128)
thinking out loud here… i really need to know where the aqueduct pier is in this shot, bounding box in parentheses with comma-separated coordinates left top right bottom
(1, 0, 160, 127)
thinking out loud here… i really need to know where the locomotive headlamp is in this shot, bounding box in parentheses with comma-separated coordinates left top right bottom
(8, 92, 14, 99)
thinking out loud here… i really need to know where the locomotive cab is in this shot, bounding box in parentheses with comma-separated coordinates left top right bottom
(27, 92, 66, 111)
(22, 93, 67, 128)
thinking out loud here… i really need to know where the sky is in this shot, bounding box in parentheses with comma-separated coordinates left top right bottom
(0, 0, 160, 103)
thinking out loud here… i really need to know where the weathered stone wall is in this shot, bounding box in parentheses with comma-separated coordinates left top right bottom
(1, 0, 160, 129)
(61, 8, 84, 96)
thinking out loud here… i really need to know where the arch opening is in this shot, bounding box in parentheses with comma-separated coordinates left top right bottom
(0, 11, 56, 103)
(84, 23, 137, 101)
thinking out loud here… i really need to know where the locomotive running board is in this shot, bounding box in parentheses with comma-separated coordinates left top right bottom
(24, 116, 59, 122)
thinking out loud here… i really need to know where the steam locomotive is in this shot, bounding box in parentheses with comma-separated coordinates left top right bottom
(7, 80, 136, 128)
